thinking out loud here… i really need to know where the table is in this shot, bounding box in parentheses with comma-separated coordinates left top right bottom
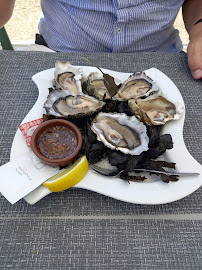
(0, 51, 202, 270)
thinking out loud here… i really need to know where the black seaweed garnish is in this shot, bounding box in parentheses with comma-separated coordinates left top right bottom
(119, 171, 147, 182)
(87, 142, 107, 164)
(139, 159, 178, 183)
(107, 150, 129, 170)
(43, 114, 55, 122)
(117, 101, 133, 116)
(145, 134, 173, 159)
(146, 125, 161, 141)
(102, 99, 118, 113)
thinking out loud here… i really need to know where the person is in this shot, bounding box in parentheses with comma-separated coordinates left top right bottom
(1, 0, 202, 80)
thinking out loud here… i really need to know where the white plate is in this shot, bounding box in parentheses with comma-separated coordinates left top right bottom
(10, 67, 202, 205)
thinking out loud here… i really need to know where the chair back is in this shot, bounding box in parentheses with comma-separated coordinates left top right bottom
(0, 27, 14, 50)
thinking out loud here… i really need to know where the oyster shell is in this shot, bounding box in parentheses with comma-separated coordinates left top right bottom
(114, 72, 159, 101)
(85, 72, 110, 100)
(44, 90, 105, 117)
(91, 112, 149, 155)
(128, 94, 184, 125)
(53, 61, 83, 95)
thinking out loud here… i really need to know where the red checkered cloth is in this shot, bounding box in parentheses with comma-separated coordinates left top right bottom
(19, 118, 43, 147)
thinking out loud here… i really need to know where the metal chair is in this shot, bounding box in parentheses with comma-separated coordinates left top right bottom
(0, 27, 14, 50)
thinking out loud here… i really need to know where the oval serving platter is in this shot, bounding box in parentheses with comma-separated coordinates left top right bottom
(10, 67, 202, 205)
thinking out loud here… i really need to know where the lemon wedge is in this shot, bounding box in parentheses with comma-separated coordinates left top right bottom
(43, 155, 88, 192)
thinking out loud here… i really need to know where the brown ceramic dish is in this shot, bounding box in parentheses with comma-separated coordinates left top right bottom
(31, 119, 82, 167)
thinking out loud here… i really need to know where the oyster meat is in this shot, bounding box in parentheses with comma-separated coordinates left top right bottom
(44, 91, 105, 117)
(53, 61, 83, 95)
(91, 112, 149, 155)
(85, 72, 110, 100)
(114, 72, 159, 101)
(128, 94, 184, 125)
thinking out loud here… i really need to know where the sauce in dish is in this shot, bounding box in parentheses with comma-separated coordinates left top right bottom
(31, 119, 82, 167)
(37, 125, 77, 159)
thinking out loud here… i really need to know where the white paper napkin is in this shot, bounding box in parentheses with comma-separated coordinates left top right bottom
(0, 149, 58, 204)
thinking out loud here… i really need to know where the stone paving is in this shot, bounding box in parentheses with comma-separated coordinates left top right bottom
(5, 0, 189, 47)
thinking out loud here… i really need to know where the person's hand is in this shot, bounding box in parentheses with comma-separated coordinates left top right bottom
(187, 23, 202, 80)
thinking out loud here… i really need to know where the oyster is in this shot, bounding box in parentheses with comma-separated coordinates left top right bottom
(85, 72, 110, 100)
(114, 72, 159, 101)
(128, 94, 184, 125)
(91, 112, 149, 155)
(53, 61, 83, 95)
(44, 91, 105, 117)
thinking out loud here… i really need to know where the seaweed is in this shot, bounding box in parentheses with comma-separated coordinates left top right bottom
(87, 142, 107, 164)
(117, 100, 133, 116)
(119, 171, 147, 182)
(146, 125, 161, 141)
(102, 99, 118, 113)
(145, 134, 173, 159)
(139, 159, 178, 183)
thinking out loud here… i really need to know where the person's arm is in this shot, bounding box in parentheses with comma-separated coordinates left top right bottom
(0, 0, 16, 29)
(182, 0, 202, 79)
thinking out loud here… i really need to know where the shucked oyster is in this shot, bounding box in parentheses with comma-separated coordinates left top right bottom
(53, 61, 83, 95)
(91, 112, 149, 155)
(114, 72, 159, 101)
(85, 72, 111, 100)
(44, 90, 105, 117)
(128, 94, 184, 125)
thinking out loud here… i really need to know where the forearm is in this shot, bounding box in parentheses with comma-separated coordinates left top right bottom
(182, 0, 202, 34)
(183, 0, 202, 79)
(0, 0, 16, 28)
